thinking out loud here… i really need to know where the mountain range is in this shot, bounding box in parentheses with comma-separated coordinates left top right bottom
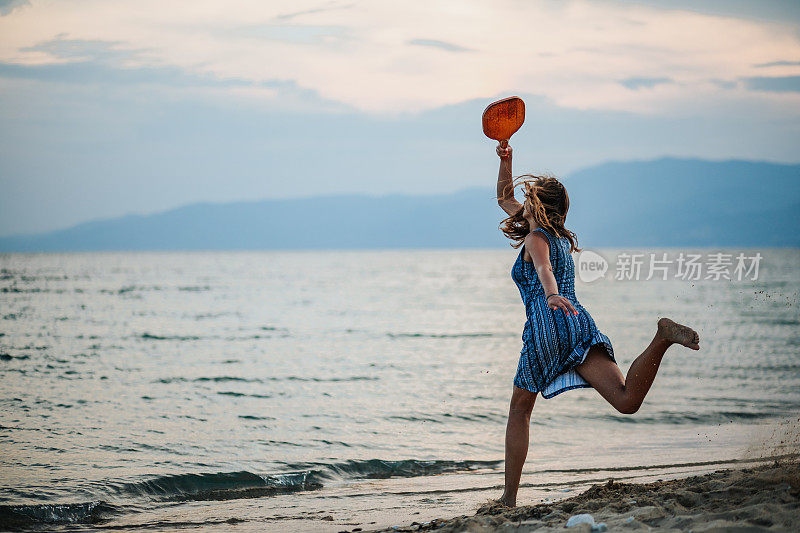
(1, 158, 797, 251)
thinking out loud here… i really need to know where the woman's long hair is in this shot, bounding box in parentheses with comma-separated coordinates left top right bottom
(499, 175, 580, 253)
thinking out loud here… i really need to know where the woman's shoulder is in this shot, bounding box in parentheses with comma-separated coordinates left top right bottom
(528, 227, 553, 242)
(531, 227, 569, 243)
(527, 228, 570, 258)
(524, 229, 551, 255)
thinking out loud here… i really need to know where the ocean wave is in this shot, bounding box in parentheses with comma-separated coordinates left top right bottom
(217, 391, 273, 398)
(113, 471, 322, 502)
(282, 458, 503, 481)
(13, 454, 790, 526)
(94, 459, 503, 506)
(282, 375, 378, 382)
(140, 333, 202, 341)
(0, 287, 47, 293)
(596, 410, 783, 425)
(387, 332, 509, 339)
(95, 284, 215, 295)
(155, 375, 378, 384)
(0, 501, 120, 527)
(114, 285, 162, 294)
(388, 412, 506, 424)
(0, 353, 29, 361)
(155, 376, 261, 383)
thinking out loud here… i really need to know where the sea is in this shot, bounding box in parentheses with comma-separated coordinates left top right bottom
(1, 249, 798, 531)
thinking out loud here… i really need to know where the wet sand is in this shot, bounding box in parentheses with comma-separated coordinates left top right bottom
(370, 459, 800, 532)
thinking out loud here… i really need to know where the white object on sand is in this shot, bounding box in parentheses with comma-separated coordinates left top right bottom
(566, 514, 595, 527)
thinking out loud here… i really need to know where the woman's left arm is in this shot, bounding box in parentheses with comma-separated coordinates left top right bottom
(527, 233, 578, 315)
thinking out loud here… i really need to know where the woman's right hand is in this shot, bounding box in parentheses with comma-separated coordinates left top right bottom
(496, 144, 512, 159)
(547, 294, 578, 315)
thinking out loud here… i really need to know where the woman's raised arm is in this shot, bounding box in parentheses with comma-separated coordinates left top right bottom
(496, 144, 522, 216)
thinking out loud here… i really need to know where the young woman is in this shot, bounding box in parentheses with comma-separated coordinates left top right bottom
(493, 143, 700, 508)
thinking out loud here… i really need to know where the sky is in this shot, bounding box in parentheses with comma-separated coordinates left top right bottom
(1, 0, 799, 236)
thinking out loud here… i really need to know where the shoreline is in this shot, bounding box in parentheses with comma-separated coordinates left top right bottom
(369, 458, 800, 532)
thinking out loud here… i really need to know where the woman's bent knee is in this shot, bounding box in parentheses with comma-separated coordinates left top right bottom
(615, 398, 641, 415)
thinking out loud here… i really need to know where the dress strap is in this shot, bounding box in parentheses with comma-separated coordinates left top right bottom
(530, 228, 560, 270)
(530, 227, 553, 248)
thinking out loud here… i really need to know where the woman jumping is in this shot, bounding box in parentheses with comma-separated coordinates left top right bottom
(493, 143, 700, 508)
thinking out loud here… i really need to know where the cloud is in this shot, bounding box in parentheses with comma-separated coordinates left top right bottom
(0, 53, 347, 112)
(743, 76, 800, 93)
(619, 77, 673, 90)
(4, 36, 335, 104)
(0, 0, 28, 17)
(0, 59, 251, 87)
(274, 2, 354, 22)
(0, 0, 799, 115)
(231, 24, 351, 46)
(710, 78, 737, 89)
(753, 60, 800, 68)
(407, 39, 473, 53)
(20, 36, 144, 63)
(617, 0, 800, 25)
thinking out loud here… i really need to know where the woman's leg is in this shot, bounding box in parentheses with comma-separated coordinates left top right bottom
(499, 386, 538, 507)
(576, 318, 699, 414)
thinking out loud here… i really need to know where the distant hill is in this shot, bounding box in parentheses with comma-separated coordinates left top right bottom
(0, 158, 797, 251)
(564, 158, 799, 248)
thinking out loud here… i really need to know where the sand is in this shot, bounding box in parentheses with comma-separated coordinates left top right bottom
(368, 459, 800, 532)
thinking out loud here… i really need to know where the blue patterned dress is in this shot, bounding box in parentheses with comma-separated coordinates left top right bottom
(512, 228, 615, 398)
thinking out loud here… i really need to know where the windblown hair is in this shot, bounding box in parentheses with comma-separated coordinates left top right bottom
(499, 175, 580, 253)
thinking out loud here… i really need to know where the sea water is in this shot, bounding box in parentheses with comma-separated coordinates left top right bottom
(1, 249, 798, 531)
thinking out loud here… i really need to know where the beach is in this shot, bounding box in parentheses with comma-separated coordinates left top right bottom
(372, 458, 800, 532)
(1, 250, 799, 531)
(2, 0, 800, 530)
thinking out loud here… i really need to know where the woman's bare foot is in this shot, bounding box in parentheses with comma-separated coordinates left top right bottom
(657, 318, 700, 350)
(498, 495, 514, 508)
(476, 497, 513, 514)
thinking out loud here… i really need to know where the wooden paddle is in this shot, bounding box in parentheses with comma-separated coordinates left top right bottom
(482, 96, 525, 148)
